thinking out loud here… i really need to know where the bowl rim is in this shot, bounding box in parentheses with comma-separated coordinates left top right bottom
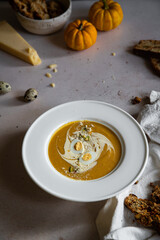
(16, 0, 72, 22)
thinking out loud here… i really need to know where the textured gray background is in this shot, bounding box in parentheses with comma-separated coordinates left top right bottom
(0, 1, 160, 240)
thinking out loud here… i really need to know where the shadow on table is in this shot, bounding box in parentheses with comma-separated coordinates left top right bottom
(0, 3, 21, 30)
(0, 131, 54, 201)
(127, 46, 160, 78)
(0, 131, 104, 239)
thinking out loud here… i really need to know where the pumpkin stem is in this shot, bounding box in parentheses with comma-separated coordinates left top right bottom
(103, 0, 109, 10)
(78, 23, 83, 31)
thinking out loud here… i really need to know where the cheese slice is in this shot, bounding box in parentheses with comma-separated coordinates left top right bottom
(0, 21, 41, 66)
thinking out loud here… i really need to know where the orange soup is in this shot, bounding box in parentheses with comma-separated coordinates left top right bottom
(48, 120, 121, 180)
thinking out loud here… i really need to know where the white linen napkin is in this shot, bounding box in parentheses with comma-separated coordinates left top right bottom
(96, 91, 160, 240)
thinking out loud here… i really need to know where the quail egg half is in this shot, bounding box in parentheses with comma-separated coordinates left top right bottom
(0, 81, 11, 94)
(79, 151, 97, 165)
(70, 139, 83, 154)
(24, 88, 38, 102)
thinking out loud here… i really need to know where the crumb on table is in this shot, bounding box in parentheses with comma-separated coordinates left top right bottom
(48, 64, 57, 69)
(131, 96, 142, 104)
(45, 73, 52, 78)
(50, 83, 55, 88)
(53, 68, 58, 73)
(134, 180, 139, 185)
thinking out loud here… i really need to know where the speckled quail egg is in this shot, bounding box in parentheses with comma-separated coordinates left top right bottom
(24, 88, 38, 102)
(0, 81, 11, 94)
(79, 151, 97, 165)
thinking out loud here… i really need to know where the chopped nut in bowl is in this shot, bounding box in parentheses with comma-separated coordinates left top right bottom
(9, 0, 72, 35)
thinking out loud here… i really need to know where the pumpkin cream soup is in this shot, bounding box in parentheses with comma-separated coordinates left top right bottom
(48, 120, 121, 180)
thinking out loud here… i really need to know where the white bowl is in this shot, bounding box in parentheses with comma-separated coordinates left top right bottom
(22, 101, 148, 202)
(16, 0, 72, 35)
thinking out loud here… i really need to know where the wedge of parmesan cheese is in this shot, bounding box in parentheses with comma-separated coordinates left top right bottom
(0, 21, 41, 66)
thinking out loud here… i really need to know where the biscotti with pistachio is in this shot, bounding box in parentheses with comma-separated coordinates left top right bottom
(133, 40, 160, 58)
(151, 58, 160, 76)
(124, 184, 160, 233)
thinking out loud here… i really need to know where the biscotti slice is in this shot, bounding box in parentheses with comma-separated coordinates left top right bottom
(150, 183, 160, 203)
(150, 58, 160, 76)
(133, 40, 160, 58)
(124, 194, 160, 232)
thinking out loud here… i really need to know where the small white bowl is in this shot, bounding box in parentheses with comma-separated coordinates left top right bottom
(15, 0, 72, 35)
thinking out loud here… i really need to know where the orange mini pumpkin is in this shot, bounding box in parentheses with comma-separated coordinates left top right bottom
(89, 0, 123, 31)
(64, 19, 97, 51)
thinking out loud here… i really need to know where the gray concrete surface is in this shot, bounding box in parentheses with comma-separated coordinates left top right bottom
(0, 1, 160, 240)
